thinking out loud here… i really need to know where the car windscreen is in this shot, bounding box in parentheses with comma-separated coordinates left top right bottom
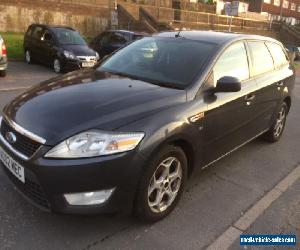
(98, 37, 216, 89)
(52, 28, 87, 45)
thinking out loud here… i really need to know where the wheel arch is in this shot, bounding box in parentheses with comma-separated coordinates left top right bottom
(143, 134, 198, 178)
(169, 139, 196, 177)
(283, 96, 291, 113)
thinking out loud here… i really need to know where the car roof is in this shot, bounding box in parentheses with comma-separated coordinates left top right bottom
(30, 24, 75, 31)
(106, 30, 146, 35)
(155, 30, 280, 45)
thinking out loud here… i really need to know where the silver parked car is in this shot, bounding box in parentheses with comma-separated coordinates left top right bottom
(0, 35, 7, 77)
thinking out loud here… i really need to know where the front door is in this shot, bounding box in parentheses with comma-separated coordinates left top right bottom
(31, 26, 44, 62)
(202, 41, 260, 165)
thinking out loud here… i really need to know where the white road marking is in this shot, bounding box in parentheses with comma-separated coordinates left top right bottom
(0, 86, 29, 92)
(206, 164, 300, 250)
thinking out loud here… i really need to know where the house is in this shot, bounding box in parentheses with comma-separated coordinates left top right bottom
(248, 0, 300, 23)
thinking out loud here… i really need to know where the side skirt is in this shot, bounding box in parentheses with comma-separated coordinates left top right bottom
(201, 129, 269, 170)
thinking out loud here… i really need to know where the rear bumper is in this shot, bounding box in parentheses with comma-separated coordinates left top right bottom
(0, 139, 146, 215)
(0, 56, 7, 70)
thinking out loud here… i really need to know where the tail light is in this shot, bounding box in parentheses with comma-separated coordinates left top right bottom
(2, 43, 7, 57)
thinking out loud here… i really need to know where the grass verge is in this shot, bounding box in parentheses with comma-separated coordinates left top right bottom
(1, 32, 24, 60)
(293, 60, 300, 70)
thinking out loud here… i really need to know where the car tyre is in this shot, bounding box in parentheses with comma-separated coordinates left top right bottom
(0, 70, 6, 77)
(134, 145, 188, 223)
(25, 50, 33, 64)
(53, 58, 63, 73)
(262, 102, 288, 143)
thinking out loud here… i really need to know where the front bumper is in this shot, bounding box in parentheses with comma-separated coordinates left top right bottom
(61, 58, 98, 73)
(0, 139, 145, 215)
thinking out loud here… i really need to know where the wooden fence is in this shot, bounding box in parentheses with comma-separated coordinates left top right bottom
(143, 5, 280, 30)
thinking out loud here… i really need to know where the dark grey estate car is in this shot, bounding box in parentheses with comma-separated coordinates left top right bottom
(0, 31, 295, 222)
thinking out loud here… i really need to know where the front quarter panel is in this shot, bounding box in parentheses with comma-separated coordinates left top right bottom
(118, 97, 208, 171)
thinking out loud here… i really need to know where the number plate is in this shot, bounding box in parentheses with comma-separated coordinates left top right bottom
(0, 146, 25, 183)
(82, 62, 95, 68)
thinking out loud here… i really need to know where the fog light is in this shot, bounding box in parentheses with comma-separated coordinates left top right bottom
(64, 188, 115, 206)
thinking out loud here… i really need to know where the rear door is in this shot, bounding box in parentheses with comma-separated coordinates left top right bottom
(203, 41, 260, 165)
(23, 25, 34, 53)
(247, 40, 289, 132)
(31, 26, 44, 62)
(40, 29, 56, 66)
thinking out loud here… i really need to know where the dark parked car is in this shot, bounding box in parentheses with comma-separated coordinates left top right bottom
(0, 35, 7, 77)
(285, 44, 299, 61)
(0, 31, 295, 222)
(89, 30, 144, 59)
(23, 24, 100, 73)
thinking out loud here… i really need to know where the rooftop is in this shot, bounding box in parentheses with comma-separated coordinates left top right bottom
(156, 30, 278, 44)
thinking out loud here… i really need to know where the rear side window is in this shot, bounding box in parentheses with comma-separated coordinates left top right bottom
(26, 26, 34, 36)
(98, 32, 111, 46)
(109, 32, 128, 44)
(248, 41, 274, 76)
(266, 42, 289, 68)
(212, 42, 249, 86)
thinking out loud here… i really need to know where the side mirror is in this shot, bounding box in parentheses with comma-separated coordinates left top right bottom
(215, 76, 241, 93)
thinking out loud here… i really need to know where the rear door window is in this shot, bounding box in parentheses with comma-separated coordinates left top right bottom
(42, 30, 53, 43)
(32, 26, 43, 40)
(248, 41, 274, 76)
(212, 41, 250, 86)
(266, 42, 289, 68)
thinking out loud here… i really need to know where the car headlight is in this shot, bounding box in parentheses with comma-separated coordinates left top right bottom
(63, 50, 77, 60)
(44, 130, 145, 158)
(95, 52, 100, 60)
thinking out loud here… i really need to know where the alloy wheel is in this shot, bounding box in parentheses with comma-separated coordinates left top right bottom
(53, 59, 61, 73)
(148, 156, 183, 213)
(25, 50, 31, 64)
(273, 106, 286, 138)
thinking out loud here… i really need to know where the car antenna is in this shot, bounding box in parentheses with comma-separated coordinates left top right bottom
(175, 28, 183, 38)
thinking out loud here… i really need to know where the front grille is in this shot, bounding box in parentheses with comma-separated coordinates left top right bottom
(0, 119, 41, 158)
(2, 165, 50, 210)
(77, 56, 96, 62)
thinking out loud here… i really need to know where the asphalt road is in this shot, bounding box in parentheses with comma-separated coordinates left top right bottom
(0, 62, 299, 250)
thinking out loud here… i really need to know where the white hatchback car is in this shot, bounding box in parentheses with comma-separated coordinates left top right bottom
(0, 35, 7, 77)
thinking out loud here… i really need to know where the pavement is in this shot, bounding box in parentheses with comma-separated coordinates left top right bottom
(0, 62, 299, 250)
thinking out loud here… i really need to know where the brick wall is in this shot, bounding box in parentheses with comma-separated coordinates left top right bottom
(0, 0, 110, 36)
(263, 1, 300, 18)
